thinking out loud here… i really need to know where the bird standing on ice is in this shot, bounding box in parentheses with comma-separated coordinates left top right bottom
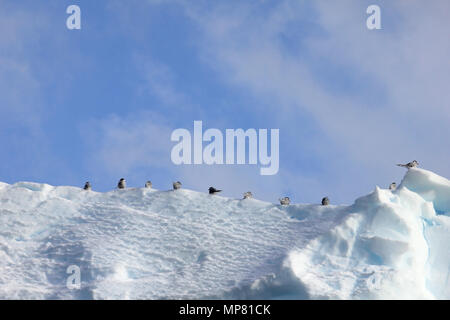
(209, 187, 222, 195)
(173, 181, 182, 190)
(397, 160, 419, 169)
(321, 197, 330, 206)
(117, 178, 126, 189)
(83, 182, 91, 191)
(243, 191, 253, 199)
(145, 181, 152, 188)
(389, 182, 397, 191)
(279, 197, 290, 205)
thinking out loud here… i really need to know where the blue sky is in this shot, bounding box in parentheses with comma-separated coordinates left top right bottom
(1, 0, 449, 204)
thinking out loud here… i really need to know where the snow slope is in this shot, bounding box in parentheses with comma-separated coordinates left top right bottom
(0, 168, 448, 299)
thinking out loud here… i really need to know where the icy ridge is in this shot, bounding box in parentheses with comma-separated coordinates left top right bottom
(0, 168, 448, 299)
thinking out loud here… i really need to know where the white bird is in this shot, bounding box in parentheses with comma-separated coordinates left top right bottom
(389, 182, 397, 191)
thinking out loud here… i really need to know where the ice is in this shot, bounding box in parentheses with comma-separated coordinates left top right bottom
(0, 168, 448, 299)
(287, 169, 449, 299)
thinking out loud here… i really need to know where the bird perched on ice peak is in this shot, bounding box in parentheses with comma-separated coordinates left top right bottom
(389, 182, 397, 191)
(279, 197, 290, 206)
(397, 160, 419, 169)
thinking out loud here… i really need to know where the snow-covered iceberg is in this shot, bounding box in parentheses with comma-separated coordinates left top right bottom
(0, 168, 448, 299)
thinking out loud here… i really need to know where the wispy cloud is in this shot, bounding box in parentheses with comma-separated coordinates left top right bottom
(133, 54, 189, 108)
(82, 111, 174, 175)
(174, 0, 450, 200)
(0, 2, 58, 182)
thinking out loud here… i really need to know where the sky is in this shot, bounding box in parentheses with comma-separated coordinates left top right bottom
(0, 0, 449, 204)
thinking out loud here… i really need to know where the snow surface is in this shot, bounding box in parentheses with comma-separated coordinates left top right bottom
(0, 168, 448, 299)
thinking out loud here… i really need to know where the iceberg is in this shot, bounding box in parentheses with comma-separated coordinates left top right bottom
(0, 168, 448, 299)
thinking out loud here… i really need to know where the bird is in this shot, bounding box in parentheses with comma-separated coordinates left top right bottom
(145, 181, 152, 188)
(173, 181, 182, 190)
(83, 182, 91, 191)
(397, 160, 419, 169)
(389, 182, 397, 191)
(117, 178, 126, 189)
(279, 197, 290, 205)
(243, 191, 253, 199)
(321, 197, 330, 206)
(209, 187, 222, 195)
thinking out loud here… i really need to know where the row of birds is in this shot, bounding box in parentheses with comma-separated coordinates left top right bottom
(82, 178, 330, 206)
(80, 160, 419, 206)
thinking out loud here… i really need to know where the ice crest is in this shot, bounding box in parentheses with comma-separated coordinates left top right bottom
(0, 168, 448, 299)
